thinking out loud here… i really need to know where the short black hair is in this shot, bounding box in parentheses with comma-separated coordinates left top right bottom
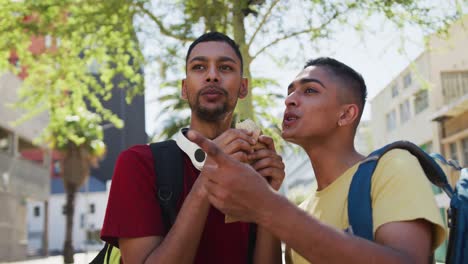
(186, 32, 243, 74)
(304, 57, 367, 120)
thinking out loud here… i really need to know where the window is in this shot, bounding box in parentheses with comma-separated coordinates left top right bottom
(403, 73, 412, 88)
(391, 84, 399, 98)
(80, 213, 85, 228)
(414, 89, 429, 114)
(0, 127, 12, 153)
(449, 142, 458, 162)
(33, 206, 40, 217)
(462, 138, 468, 166)
(386, 110, 397, 131)
(89, 203, 95, 214)
(441, 71, 468, 104)
(399, 100, 411, 124)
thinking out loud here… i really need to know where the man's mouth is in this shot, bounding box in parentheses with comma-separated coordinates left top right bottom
(283, 112, 299, 127)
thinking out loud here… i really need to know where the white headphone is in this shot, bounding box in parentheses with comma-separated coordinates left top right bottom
(174, 128, 206, 171)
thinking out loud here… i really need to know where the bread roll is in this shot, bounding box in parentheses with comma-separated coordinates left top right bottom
(235, 119, 267, 151)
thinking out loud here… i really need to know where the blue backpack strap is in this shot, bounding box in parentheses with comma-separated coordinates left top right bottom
(348, 140, 449, 241)
(347, 146, 386, 241)
(446, 168, 468, 264)
(149, 140, 184, 234)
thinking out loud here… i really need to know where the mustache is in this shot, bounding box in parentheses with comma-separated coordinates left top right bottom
(199, 85, 227, 96)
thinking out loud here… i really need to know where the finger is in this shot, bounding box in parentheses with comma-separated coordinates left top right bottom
(187, 130, 230, 164)
(231, 152, 249, 163)
(216, 129, 255, 147)
(249, 151, 284, 169)
(257, 168, 284, 190)
(223, 139, 254, 155)
(258, 135, 275, 151)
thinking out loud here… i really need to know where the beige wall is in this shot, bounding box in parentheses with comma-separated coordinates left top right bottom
(370, 52, 435, 148)
(0, 72, 50, 261)
(371, 15, 468, 156)
(0, 72, 48, 143)
(429, 16, 468, 110)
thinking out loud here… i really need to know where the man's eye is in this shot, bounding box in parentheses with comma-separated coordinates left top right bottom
(192, 65, 205, 70)
(305, 88, 318, 93)
(220, 65, 233, 71)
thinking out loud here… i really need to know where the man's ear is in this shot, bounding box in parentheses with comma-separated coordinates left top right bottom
(239, 78, 249, 99)
(338, 104, 360, 127)
(181, 79, 188, 100)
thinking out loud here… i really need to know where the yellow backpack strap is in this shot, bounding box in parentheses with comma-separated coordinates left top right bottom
(103, 244, 121, 264)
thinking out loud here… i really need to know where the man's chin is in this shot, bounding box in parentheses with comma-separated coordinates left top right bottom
(196, 110, 226, 122)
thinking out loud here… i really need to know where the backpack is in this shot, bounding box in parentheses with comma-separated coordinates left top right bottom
(91, 140, 257, 264)
(347, 140, 468, 264)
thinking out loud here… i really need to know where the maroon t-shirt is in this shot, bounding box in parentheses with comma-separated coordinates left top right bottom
(101, 145, 250, 263)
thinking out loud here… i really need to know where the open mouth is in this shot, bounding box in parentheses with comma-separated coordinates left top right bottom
(283, 112, 299, 127)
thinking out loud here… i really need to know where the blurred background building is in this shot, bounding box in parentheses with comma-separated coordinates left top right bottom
(0, 32, 146, 261)
(369, 15, 468, 261)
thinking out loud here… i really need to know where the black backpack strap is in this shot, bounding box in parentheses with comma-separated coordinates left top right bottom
(149, 140, 184, 234)
(247, 223, 257, 264)
(348, 140, 448, 241)
(89, 243, 109, 264)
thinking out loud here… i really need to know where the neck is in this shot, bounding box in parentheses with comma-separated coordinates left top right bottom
(302, 137, 364, 191)
(189, 113, 233, 139)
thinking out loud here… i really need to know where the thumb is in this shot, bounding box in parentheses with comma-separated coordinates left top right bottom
(186, 130, 229, 164)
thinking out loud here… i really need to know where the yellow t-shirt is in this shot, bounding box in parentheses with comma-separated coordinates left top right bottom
(290, 149, 446, 264)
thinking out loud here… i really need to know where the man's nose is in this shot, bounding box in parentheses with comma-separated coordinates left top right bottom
(285, 92, 297, 106)
(206, 66, 219, 82)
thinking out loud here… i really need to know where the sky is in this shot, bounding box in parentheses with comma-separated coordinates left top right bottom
(143, 8, 441, 136)
(249, 19, 426, 122)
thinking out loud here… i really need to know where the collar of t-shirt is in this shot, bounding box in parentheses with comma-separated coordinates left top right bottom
(173, 128, 206, 171)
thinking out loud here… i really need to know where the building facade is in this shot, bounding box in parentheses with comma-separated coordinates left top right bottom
(0, 72, 50, 262)
(27, 177, 109, 254)
(369, 15, 468, 261)
(371, 15, 468, 172)
(1, 29, 147, 262)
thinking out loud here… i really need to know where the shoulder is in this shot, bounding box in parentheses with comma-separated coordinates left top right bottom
(117, 144, 152, 165)
(377, 148, 418, 168)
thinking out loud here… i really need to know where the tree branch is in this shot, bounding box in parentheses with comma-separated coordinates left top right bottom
(133, 2, 195, 42)
(251, 9, 342, 61)
(247, 0, 281, 48)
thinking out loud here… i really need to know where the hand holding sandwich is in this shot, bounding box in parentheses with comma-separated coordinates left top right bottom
(188, 129, 284, 223)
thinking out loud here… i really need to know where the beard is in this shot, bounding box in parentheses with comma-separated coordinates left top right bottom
(195, 103, 228, 122)
(191, 86, 231, 122)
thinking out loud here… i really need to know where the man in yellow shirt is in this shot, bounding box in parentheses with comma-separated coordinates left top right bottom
(188, 57, 445, 263)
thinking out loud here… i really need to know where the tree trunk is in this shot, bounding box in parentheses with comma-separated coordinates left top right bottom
(62, 143, 91, 264)
(232, 0, 254, 121)
(63, 183, 77, 263)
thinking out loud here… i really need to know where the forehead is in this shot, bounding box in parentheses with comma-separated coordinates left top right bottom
(294, 66, 329, 82)
(188, 41, 239, 63)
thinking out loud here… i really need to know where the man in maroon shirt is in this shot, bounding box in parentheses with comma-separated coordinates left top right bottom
(101, 32, 285, 263)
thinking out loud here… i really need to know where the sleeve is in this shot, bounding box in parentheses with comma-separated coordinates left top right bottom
(100, 146, 165, 247)
(370, 149, 446, 250)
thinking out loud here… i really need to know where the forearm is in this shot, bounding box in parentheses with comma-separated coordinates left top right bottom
(253, 225, 282, 264)
(259, 194, 411, 264)
(144, 190, 210, 264)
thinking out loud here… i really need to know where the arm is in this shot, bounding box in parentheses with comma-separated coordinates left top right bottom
(250, 135, 284, 264)
(188, 130, 434, 264)
(259, 193, 432, 264)
(120, 172, 210, 264)
(120, 129, 256, 264)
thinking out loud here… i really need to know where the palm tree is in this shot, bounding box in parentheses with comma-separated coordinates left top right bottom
(46, 108, 106, 263)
